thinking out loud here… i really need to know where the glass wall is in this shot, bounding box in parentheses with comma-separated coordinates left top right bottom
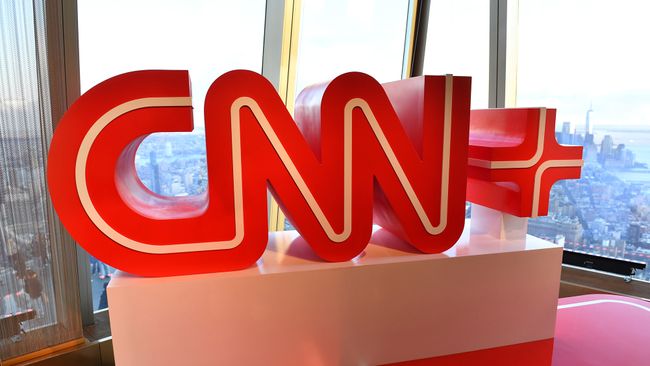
(514, 0, 650, 280)
(0, 0, 82, 360)
(77, 0, 266, 309)
(423, 0, 490, 219)
(278, 0, 410, 229)
(3, 0, 648, 362)
(294, 0, 410, 95)
(423, 0, 490, 109)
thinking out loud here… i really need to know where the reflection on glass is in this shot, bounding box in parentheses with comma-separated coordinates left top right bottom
(516, 0, 650, 280)
(78, 0, 266, 308)
(423, 0, 490, 108)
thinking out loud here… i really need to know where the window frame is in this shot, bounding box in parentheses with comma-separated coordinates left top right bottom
(48, 0, 96, 328)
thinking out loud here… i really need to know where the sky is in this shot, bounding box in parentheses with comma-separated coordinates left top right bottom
(294, 0, 408, 95)
(423, 1, 490, 109)
(76, 0, 650, 133)
(79, 0, 410, 129)
(515, 0, 650, 130)
(77, 0, 266, 131)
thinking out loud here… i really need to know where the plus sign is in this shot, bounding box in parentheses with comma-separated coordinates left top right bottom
(467, 108, 583, 218)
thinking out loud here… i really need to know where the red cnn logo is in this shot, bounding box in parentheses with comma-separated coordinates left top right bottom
(467, 109, 583, 217)
(48, 70, 472, 276)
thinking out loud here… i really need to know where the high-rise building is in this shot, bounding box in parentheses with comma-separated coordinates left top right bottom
(628, 222, 645, 244)
(561, 121, 572, 144)
(583, 140, 599, 162)
(584, 105, 594, 145)
(615, 144, 626, 160)
(600, 135, 614, 160)
(150, 150, 162, 194)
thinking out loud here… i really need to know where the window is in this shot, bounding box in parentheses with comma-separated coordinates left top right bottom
(276, 0, 411, 229)
(423, 0, 490, 108)
(0, 0, 82, 360)
(514, 0, 650, 281)
(294, 0, 410, 95)
(77, 0, 266, 309)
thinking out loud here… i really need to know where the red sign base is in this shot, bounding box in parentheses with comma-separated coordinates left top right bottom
(390, 294, 650, 365)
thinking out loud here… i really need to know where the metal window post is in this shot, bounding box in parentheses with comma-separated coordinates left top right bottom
(489, 0, 508, 108)
(45, 0, 94, 327)
(404, 0, 431, 78)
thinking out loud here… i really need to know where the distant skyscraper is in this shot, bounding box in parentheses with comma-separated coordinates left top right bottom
(615, 144, 626, 160)
(573, 132, 584, 146)
(624, 150, 636, 168)
(584, 104, 594, 144)
(600, 135, 614, 160)
(150, 150, 161, 194)
(561, 121, 571, 144)
(583, 142, 598, 162)
(628, 222, 644, 244)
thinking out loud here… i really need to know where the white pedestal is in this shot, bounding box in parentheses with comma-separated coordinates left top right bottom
(470, 204, 529, 241)
(108, 220, 562, 366)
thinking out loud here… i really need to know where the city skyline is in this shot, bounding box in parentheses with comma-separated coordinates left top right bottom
(132, 113, 650, 282)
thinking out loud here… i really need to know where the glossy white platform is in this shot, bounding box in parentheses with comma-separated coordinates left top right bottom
(108, 220, 563, 366)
